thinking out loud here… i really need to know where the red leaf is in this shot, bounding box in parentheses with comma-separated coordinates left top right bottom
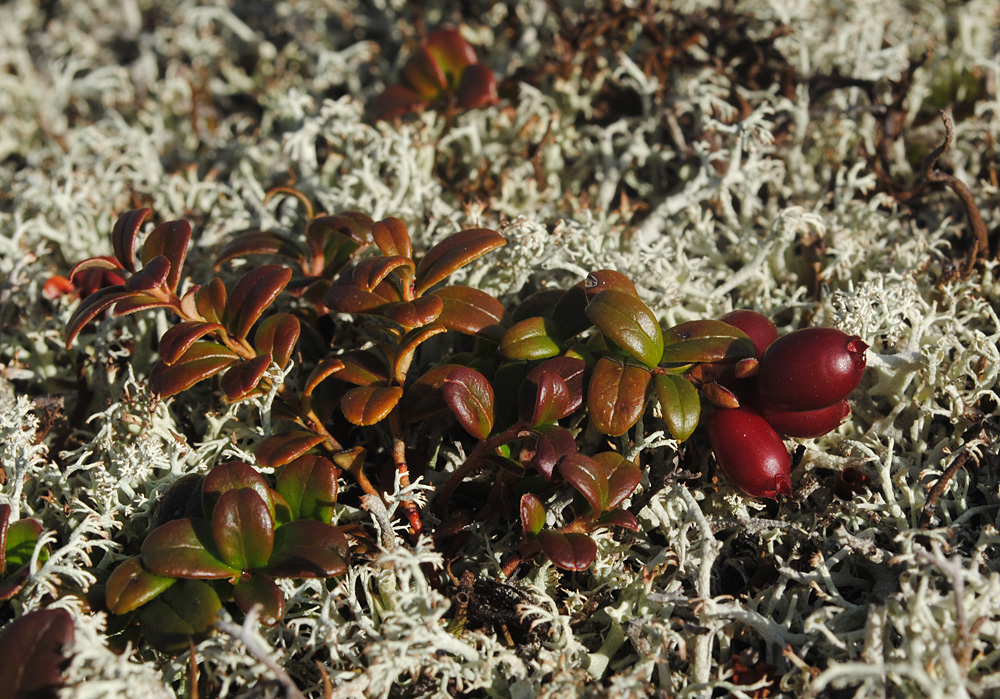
(370, 83, 424, 122)
(216, 231, 303, 268)
(233, 573, 285, 625)
(537, 531, 597, 571)
(111, 292, 173, 316)
(195, 277, 228, 323)
(520, 494, 545, 536)
(586, 357, 651, 437)
(141, 219, 192, 293)
(521, 424, 577, 480)
(332, 351, 388, 387)
(221, 354, 272, 402)
(256, 431, 326, 468)
(384, 294, 444, 327)
(415, 228, 505, 295)
(393, 323, 447, 378)
(158, 322, 225, 365)
(64, 286, 129, 347)
(0, 608, 75, 697)
(596, 510, 639, 531)
(264, 520, 348, 578)
(442, 366, 494, 439)
(111, 208, 152, 273)
(226, 264, 292, 340)
(594, 452, 641, 511)
(202, 461, 272, 518)
(557, 453, 608, 517)
(455, 63, 498, 110)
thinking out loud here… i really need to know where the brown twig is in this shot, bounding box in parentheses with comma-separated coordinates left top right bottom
(922, 111, 991, 275)
(919, 446, 980, 528)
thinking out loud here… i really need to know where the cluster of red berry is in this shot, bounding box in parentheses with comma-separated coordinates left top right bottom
(706, 311, 868, 499)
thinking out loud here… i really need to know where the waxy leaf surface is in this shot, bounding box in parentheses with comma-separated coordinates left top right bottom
(586, 289, 663, 369)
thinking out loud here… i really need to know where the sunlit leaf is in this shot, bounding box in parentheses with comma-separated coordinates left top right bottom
(537, 531, 597, 571)
(212, 489, 274, 571)
(2, 518, 42, 574)
(195, 277, 228, 324)
(384, 294, 444, 327)
(415, 228, 506, 295)
(216, 231, 303, 268)
(654, 373, 701, 441)
(256, 431, 326, 468)
(105, 555, 176, 615)
(371, 216, 413, 258)
(220, 354, 272, 402)
(354, 255, 415, 291)
(424, 28, 478, 88)
(124, 254, 170, 291)
(341, 386, 403, 426)
(583, 269, 639, 299)
(201, 461, 272, 519)
(520, 493, 546, 536)
(332, 351, 389, 387)
(593, 452, 641, 511)
(276, 455, 338, 524)
(111, 208, 152, 273)
(442, 366, 494, 439)
(660, 320, 756, 364)
(254, 312, 300, 368)
(304, 357, 346, 396)
(500, 316, 562, 361)
(586, 289, 663, 369)
(433, 285, 507, 341)
(64, 286, 130, 347)
(226, 264, 293, 340)
(141, 219, 191, 292)
(558, 454, 608, 517)
(587, 357, 651, 437)
(148, 342, 240, 397)
(111, 292, 173, 316)
(141, 519, 238, 579)
(394, 323, 448, 378)
(401, 45, 448, 99)
(158, 322, 225, 365)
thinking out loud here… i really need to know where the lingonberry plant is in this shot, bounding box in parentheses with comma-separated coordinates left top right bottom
(63, 205, 871, 648)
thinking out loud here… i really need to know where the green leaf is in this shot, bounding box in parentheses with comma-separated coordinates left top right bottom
(442, 366, 494, 439)
(415, 228, 506, 295)
(3, 518, 42, 573)
(276, 456, 338, 523)
(660, 320, 756, 364)
(537, 531, 597, 571)
(654, 373, 702, 441)
(139, 580, 221, 654)
(586, 357, 651, 437)
(520, 494, 545, 535)
(141, 519, 238, 579)
(341, 386, 403, 426)
(433, 285, 507, 342)
(105, 555, 176, 615)
(585, 289, 663, 369)
(424, 28, 478, 89)
(265, 521, 349, 578)
(233, 573, 285, 625)
(500, 316, 562, 361)
(212, 489, 275, 571)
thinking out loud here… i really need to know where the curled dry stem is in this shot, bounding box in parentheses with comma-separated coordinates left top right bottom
(919, 441, 982, 529)
(922, 111, 991, 276)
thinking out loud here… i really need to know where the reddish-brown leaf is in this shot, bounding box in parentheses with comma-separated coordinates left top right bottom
(341, 386, 403, 426)
(557, 454, 608, 517)
(433, 285, 507, 341)
(111, 292, 173, 316)
(333, 351, 389, 387)
(158, 322, 225, 365)
(212, 489, 275, 571)
(141, 519, 238, 579)
(371, 217, 413, 258)
(442, 366, 494, 439)
(254, 313, 300, 368)
(233, 573, 285, 625)
(201, 461, 272, 521)
(64, 286, 131, 347)
(256, 431, 326, 468)
(384, 294, 444, 327)
(111, 208, 152, 273)
(105, 555, 176, 615)
(520, 493, 546, 536)
(593, 452, 641, 511)
(226, 265, 292, 340)
(586, 357, 651, 437)
(415, 228, 505, 295)
(264, 520, 349, 578)
(141, 219, 192, 292)
(0, 608, 75, 698)
(148, 342, 240, 397)
(370, 83, 424, 122)
(455, 63, 498, 110)
(537, 531, 597, 571)
(221, 354, 272, 402)
(394, 323, 448, 379)
(216, 231, 303, 269)
(195, 277, 228, 324)
(124, 254, 171, 291)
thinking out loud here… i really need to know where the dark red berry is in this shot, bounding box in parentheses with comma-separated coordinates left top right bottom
(757, 327, 868, 411)
(719, 310, 779, 358)
(755, 398, 850, 438)
(707, 406, 791, 500)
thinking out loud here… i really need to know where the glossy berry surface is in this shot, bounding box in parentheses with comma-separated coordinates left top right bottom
(718, 310, 779, 358)
(757, 327, 868, 411)
(755, 398, 850, 438)
(707, 406, 791, 500)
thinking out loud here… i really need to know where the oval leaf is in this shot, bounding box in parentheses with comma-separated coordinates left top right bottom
(384, 294, 444, 328)
(587, 357, 651, 437)
(158, 322, 225, 365)
(254, 312, 300, 368)
(148, 343, 240, 397)
(111, 208, 152, 273)
(233, 573, 285, 625)
(216, 231, 303, 268)
(585, 289, 663, 369)
(141, 219, 192, 292)
(500, 316, 562, 361)
(537, 531, 597, 571)
(0, 608, 75, 697)
(520, 494, 546, 536)
(415, 228, 506, 295)
(433, 285, 507, 341)
(226, 265, 293, 340)
(212, 489, 275, 571)
(276, 455, 338, 523)
(264, 520, 349, 578)
(341, 386, 403, 426)
(371, 217, 413, 258)
(557, 454, 609, 517)
(195, 277, 228, 323)
(202, 460, 272, 519)
(220, 354, 272, 402)
(105, 555, 177, 615)
(521, 424, 577, 480)
(141, 519, 238, 579)
(64, 286, 130, 347)
(593, 452, 641, 511)
(654, 373, 702, 441)
(139, 580, 221, 654)
(442, 367, 494, 439)
(256, 431, 326, 468)
(661, 320, 756, 364)
(124, 254, 170, 292)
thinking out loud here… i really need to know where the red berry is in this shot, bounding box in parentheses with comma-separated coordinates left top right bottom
(707, 406, 791, 500)
(719, 310, 779, 358)
(756, 398, 850, 438)
(757, 327, 868, 411)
